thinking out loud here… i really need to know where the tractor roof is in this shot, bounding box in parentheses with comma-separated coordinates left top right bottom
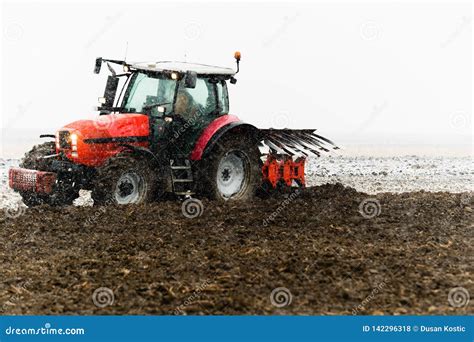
(131, 61, 236, 76)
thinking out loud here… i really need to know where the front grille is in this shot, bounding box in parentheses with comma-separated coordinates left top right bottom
(9, 168, 37, 191)
(9, 168, 57, 194)
(59, 131, 71, 149)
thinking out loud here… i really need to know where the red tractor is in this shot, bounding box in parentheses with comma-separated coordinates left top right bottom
(9, 52, 337, 206)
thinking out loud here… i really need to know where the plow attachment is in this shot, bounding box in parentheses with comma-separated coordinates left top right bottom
(259, 129, 338, 157)
(259, 129, 338, 189)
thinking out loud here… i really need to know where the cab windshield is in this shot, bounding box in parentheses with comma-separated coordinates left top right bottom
(123, 73, 177, 114)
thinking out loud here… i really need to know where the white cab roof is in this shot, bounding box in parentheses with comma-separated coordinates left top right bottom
(131, 61, 235, 76)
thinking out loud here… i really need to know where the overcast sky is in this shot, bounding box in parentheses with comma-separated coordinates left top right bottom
(1, 1, 472, 157)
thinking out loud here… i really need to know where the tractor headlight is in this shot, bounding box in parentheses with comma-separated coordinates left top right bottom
(70, 133, 78, 145)
(70, 133, 78, 156)
(55, 132, 60, 150)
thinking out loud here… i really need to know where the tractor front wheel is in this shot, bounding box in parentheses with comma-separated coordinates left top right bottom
(203, 135, 260, 201)
(18, 142, 79, 207)
(92, 154, 157, 205)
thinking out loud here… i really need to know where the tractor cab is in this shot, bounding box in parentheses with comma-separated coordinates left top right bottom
(95, 59, 238, 155)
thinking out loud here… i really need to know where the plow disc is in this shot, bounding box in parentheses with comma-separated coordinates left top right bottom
(259, 129, 338, 157)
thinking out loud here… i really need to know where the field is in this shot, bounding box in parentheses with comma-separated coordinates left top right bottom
(1, 168, 472, 314)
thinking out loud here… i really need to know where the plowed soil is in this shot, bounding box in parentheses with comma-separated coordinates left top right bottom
(0, 184, 472, 315)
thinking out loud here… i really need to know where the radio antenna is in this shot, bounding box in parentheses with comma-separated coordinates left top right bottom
(124, 41, 129, 62)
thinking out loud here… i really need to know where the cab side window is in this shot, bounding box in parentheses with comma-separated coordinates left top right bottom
(217, 81, 229, 114)
(175, 78, 217, 121)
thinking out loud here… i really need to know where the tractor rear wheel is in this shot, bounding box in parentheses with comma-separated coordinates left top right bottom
(92, 154, 157, 205)
(18, 142, 79, 207)
(203, 135, 260, 201)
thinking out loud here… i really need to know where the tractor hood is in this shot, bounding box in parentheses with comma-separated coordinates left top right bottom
(60, 113, 149, 141)
(57, 113, 150, 167)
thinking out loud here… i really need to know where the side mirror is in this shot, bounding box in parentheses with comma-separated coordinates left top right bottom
(184, 71, 197, 88)
(94, 57, 102, 74)
(103, 76, 119, 107)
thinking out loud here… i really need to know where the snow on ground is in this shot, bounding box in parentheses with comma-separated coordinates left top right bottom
(1, 155, 472, 209)
(1, 159, 22, 210)
(306, 155, 473, 194)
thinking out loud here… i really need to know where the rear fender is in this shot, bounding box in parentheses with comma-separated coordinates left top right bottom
(199, 122, 261, 160)
(189, 115, 240, 160)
